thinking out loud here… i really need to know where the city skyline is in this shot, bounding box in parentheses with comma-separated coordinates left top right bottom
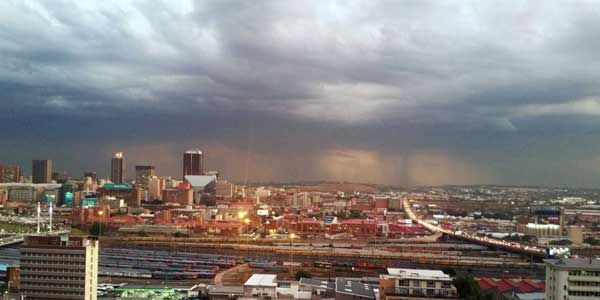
(2, 1, 600, 187)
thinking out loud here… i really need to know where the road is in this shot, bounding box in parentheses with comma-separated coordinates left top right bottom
(402, 199, 547, 258)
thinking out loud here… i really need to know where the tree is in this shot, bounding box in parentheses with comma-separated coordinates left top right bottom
(349, 210, 363, 218)
(453, 275, 492, 300)
(174, 232, 187, 238)
(548, 239, 573, 246)
(89, 222, 108, 236)
(585, 237, 600, 245)
(295, 270, 312, 280)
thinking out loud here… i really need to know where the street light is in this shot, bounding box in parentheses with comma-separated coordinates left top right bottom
(289, 233, 296, 274)
(98, 210, 104, 237)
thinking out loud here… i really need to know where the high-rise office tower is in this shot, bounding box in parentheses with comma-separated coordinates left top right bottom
(0, 165, 21, 183)
(110, 152, 125, 184)
(32, 160, 52, 184)
(183, 149, 204, 179)
(135, 165, 155, 187)
(20, 235, 99, 300)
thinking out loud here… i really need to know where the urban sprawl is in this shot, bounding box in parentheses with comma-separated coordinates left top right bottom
(0, 150, 599, 300)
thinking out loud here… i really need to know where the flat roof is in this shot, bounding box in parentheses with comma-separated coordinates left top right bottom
(545, 258, 600, 271)
(208, 285, 244, 295)
(102, 183, 133, 190)
(335, 278, 375, 299)
(244, 274, 277, 287)
(185, 149, 203, 154)
(386, 268, 450, 280)
(515, 292, 546, 300)
(299, 278, 335, 290)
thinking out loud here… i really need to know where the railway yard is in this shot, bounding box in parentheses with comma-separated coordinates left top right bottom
(0, 232, 546, 286)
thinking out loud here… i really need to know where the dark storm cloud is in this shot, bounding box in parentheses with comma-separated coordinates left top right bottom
(2, 0, 600, 186)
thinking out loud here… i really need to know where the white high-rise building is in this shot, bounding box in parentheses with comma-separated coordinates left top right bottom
(545, 258, 600, 300)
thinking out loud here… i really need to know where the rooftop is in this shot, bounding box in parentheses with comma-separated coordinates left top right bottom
(477, 278, 544, 293)
(515, 292, 545, 300)
(102, 183, 133, 190)
(184, 175, 216, 188)
(185, 148, 203, 154)
(0, 183, 61, 188)
(299, 278, 335, 290)
(244, 274, 277, 287)
(545, 258, 600, 270)
(385, 268, 450, 280)
(208, 285, 244, 295)
(335, 278, 376, 299)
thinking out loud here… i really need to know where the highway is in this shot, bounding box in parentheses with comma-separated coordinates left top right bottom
(402, 199, 548, 258)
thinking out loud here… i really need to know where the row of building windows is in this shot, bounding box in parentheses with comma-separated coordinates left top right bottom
(568, 290, 600, 297)
(22, 268, 84, 275)
(392, 288, 457, 297)
(569, 271, 600, 277)
(23, 289, 84, 296)
(22, 282, 84, 289)
(22, 252, 84, 259)
(21, 260, 84, 266)
(21, 275, 84, 281)
(397, 279, 451, 289)
(570, 281, 600, 286)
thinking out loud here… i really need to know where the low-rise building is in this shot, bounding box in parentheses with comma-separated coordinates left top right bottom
(208, 285, 244, 300)
(335, 278, 377, 300)
(244, 274, 278, 299)
(477, 278, 545, 300)
(379, 268, 458, 300)
(298, 278, 335, 298)
(0, 183, 61, 203)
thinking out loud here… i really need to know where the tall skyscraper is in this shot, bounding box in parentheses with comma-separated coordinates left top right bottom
(0, 165, 21, 183)
(20, 235, 99, 300)
(110, 152, 125, 184)
(135, 165, 155, 187)
(32, 160, 52, 184)
(183, 149, 204, 179)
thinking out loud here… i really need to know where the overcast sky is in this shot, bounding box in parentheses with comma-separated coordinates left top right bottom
(2, 0, 600, 187)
